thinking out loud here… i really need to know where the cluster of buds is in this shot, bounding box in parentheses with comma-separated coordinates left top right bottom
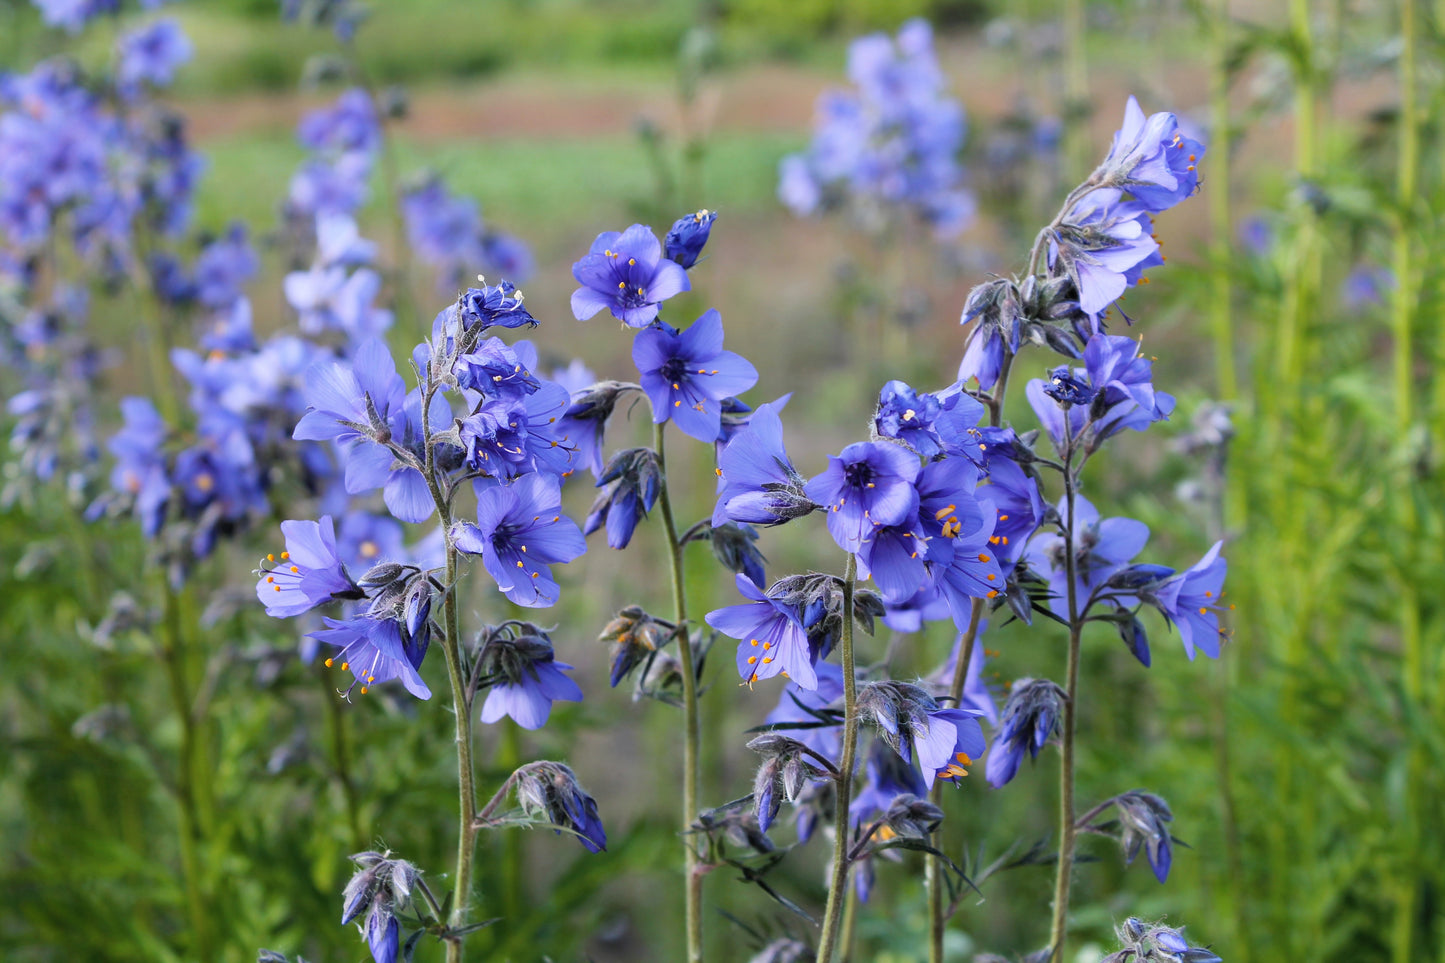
(1101, 917, 1222, 963)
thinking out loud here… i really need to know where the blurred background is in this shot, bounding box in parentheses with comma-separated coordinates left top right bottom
(2, 0, 1443, 961)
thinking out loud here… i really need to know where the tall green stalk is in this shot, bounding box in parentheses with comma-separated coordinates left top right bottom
(815, 553, 858, 963)
(158, 579, 214, 961)
(1207, 0, 1237, 402)
(1390, 5, 1422, 961)
(652, 421, 705, 963)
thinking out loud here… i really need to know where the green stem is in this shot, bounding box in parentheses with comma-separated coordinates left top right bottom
(440, 533, 477, 963)
(815, 553, 858, 963)
(418, 379, 480, 963)
(840, 870, 860, 963)
(1207, 0, 1237, 401)
(1392, 11, 1421, 962)
(158, 580, 214, 960)
(653, 420, 704, 963)
(1048, 436, 1082, 962)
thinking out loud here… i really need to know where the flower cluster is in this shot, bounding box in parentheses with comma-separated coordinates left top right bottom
(778, 19, 974, 238)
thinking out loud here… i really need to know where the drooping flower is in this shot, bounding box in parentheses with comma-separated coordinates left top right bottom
(584, 448, 660, 549)
(256, 516, 363, 617)
(1023, 494, 1149, 614)
(513, 761, 607, 852)
(554, 379, 632, 480)
(451, 474, 586, 608)
(1049, 188, 1161, 319)
(475, 625, 583, 730)
(804, 441, 920, 554)
(712, 399, 816, 527)
(309, 615, 431, 700)
(1145, 540, 1228, 660)
(458, 279, 538, 332)
(1080, 333, 1175, 439)
(919, 707, 986, 789)
(986, 677, 1064, 787)
(633, 309, 759, 443)
(570, 223, 690, 327)
(664, 208, 717, 268)
(706, 574, 816, 690)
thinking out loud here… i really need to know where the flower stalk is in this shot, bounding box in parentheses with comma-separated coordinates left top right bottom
(653, 420, 705, 963)
(1048, 408, 1084, 961)
(815, 553, 858, 963)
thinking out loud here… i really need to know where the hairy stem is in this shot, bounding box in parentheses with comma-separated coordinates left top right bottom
(653, 420, 704, 963)
(1048, 434, 1083, 961)
(417, 408, 479, 962)
(815, 553, 858, 963)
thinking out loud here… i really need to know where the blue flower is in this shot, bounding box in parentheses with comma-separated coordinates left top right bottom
(978, 457, 1042, 571)
(454, 337, 541, 400)
(298, 88, 380, 156)
(1146, 540, 1227, 659)
(632, 309, 758, 443)
(570, 223, 691, 327)
(1049, 189, 1160, 318)
(706, 574, 816, 689)
(1095, 96, 1205, 213)
(874, 380, 985, 460)
(256, 516, 363, 617)
(364, 905, 398, 963)
(459, 279, 538, 332)
(193, 223, 257, 310)
(713, 399, 816, 527)
(457, 379, 572, 481)
(451, 474, 586, 608)
(96, 396, 169, 537)
(664, 208, 716, 268)
(914, 705, 986, 790)
(116, 19, 192, 92)
(1080, 333, 1175, 438)
(804, 441, 920, 554)
(309, 615, 432, 700)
